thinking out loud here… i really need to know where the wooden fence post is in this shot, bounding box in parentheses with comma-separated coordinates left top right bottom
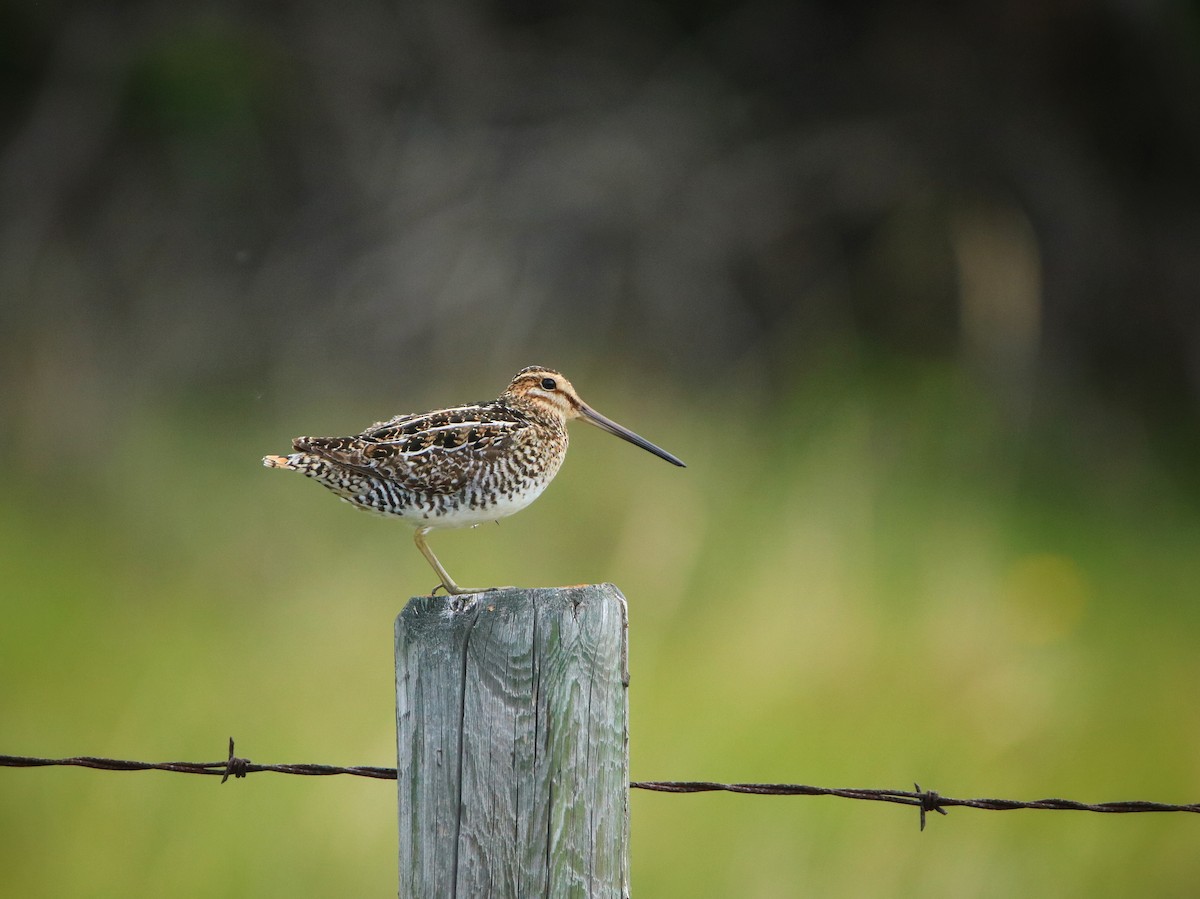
(395, 584, 630, 898)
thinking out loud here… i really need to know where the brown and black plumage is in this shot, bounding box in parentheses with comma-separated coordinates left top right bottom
(264, 366, 685, 594)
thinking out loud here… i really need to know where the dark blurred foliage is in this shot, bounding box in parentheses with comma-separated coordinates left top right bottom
(1, 0, 1198, 437)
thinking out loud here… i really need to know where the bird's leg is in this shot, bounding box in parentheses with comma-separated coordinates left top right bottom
(413, 527, 492, 596)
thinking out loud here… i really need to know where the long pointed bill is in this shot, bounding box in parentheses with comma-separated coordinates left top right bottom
(579, 404, 686, 467)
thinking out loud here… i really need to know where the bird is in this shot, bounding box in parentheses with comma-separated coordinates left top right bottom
(263, 366, 685, 595)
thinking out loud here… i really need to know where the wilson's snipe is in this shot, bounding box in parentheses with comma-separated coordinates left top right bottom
(263, 366, 685, 595)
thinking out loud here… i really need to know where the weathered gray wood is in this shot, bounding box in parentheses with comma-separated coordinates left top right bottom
(396, 584, 629, 899)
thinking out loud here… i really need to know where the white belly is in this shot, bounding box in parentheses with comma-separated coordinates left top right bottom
(422, 480, 553, 529)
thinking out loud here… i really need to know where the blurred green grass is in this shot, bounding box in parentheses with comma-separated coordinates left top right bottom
(2, 360, 1199, 897)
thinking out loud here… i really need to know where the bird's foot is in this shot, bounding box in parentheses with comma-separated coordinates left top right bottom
(432, 583, 500, 596)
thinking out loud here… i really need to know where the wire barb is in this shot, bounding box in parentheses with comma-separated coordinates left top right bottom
(221, 738, 250, 784)
(914, 783, 947, 831)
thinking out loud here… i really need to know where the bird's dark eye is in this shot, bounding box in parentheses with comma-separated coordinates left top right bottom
(540, 377, 557, 391)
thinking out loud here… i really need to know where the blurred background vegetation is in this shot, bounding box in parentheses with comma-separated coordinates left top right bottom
(2, 0, 1199, 896)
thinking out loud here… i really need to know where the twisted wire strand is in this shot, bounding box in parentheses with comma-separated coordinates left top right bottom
(5, 742, 1198, 830)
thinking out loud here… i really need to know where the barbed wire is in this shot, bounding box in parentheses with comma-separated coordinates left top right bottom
(0, 740, 394, 784)
(627, 781, 1200, 830)
(4, 740, 1199, 831)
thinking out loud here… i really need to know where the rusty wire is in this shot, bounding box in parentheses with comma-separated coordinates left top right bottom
(0, 740, 394, 784)
(3, 741, 1199, 831)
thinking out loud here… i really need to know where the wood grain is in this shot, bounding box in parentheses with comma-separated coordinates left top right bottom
(396, 584, 629, 898)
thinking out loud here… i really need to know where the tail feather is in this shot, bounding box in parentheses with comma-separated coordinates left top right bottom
(262, 454, 293, 469)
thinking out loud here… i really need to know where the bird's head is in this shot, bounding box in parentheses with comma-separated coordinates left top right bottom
(504, 366, 685, 467)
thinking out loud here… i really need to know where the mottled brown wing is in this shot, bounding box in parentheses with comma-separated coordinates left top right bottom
(294, 402, 530, 495)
